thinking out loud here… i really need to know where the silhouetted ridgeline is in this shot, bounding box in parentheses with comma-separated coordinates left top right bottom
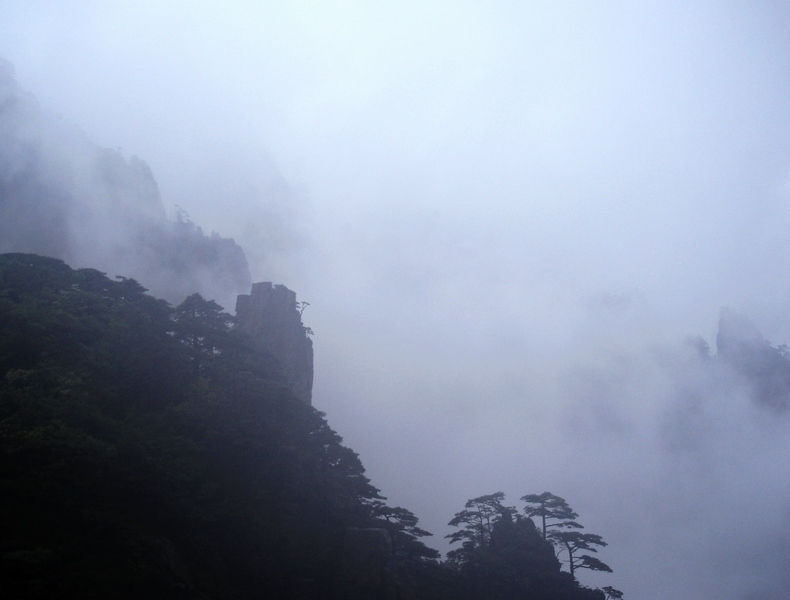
(0, 60, 623, 600)
(0, 253, 378, 598)
(0, 60, 249, 309)
(0, 253, 622, 600)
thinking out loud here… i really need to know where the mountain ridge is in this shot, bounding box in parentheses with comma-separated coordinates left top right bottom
(0, 59, 250, 309)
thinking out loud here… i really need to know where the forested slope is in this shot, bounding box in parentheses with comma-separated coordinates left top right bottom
(0, 253, 392, 598)
(0, 253, 615, 600)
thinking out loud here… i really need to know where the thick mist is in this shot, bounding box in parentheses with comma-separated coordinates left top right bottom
(3, 2, 790, 598)
(0, 59, 250, 308)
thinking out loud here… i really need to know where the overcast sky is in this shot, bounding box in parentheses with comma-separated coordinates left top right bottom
(3, 2, 790, 598)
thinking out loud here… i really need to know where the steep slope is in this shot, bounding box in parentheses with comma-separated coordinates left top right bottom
(236, 282, 314, 405)
(0, 60, 249, 308)
(0, 253, 625, 600)
(0, 253, 383, 599)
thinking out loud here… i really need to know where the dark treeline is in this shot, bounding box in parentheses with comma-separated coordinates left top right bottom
(0, 253, 620, 599)
(443, 492, 621, 600)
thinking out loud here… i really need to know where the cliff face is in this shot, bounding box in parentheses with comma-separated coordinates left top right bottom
(235, 282, 314, 405)
(0, 59, 250, 309)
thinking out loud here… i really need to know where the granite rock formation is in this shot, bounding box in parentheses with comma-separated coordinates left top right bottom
(235, 282, 314, 405)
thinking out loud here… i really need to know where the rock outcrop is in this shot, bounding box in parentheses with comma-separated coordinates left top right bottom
(235, 282, 313, 404)
(717, 307, 790, 411)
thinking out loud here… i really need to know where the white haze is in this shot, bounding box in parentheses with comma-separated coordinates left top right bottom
(3, 2, 790, 598)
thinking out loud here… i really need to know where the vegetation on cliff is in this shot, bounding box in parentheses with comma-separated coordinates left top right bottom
(0, 253, 619, 599)
(0, 253, 394, 598)
(444, 492, 618, 600)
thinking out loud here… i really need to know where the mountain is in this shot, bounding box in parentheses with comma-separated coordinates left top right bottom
(0, 253, 615, 600)
(0, 59, 620, 600)
(0, 59, 249, 309)
(0, 253, 382, 598)
(716, 307, 790, 411)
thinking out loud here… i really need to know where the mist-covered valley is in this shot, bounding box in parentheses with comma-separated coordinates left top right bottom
(3, 3, 790, 599)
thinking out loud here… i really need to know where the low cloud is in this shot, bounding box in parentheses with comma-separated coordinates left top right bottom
(0, 59, 249, 309)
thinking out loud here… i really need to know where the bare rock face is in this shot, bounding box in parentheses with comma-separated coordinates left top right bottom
(235, 282, 313, 405)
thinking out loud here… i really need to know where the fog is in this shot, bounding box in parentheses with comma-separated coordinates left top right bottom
(2, 2, 790, 598)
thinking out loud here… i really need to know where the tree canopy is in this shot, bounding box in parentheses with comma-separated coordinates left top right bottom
(370, 502, 440, 561)
(0, 253, 417, 599)
(446, 492, 513, 556)
(0, 253, 626, 600)
(521, 491, 614, 580)
(550, 532, 613, 579)
(445, 491, 619, 600)
(521, 492, 583, 539)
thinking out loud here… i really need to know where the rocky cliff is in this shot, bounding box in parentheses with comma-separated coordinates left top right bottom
(0, 59, 250, 309)
(235, 282, 314, 405)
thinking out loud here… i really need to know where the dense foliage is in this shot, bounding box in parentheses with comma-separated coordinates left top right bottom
(0, 253, 421, 599)
(0, 253, 622, 599)
(443, 492, 616, 600)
